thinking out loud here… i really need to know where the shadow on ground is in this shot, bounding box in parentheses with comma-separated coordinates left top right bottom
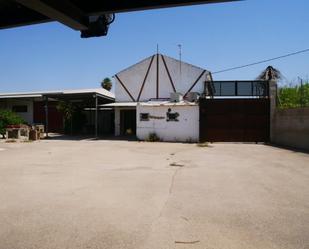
(45, 133, 138, 142)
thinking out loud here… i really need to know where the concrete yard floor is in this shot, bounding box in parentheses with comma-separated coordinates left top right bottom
(0, 139, 308, 249)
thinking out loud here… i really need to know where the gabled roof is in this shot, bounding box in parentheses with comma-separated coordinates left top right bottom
(114, 53, 212, 102)
(114, 55, 154, 76)
(115, 53, 210, 76)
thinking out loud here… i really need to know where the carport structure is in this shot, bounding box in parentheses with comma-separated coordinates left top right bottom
(0, 88, 114, 137)
(42, 89, 114, 137)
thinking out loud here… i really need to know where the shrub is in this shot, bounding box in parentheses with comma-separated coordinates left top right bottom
(197, 142, 209, 147)
(147, 132, 160, 142)
(0, 109, 25, 138)
(278, 83, 309, 108)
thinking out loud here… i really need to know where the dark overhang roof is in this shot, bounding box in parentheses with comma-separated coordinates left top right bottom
(0, 1, 241, 37)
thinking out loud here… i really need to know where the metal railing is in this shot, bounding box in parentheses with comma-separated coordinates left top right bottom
(204, 80, 269, 98)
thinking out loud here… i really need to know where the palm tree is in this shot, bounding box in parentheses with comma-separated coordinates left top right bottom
(101, 77, 112, 91)
(255, 66, 282, 97)
(257, 65, 282, 81)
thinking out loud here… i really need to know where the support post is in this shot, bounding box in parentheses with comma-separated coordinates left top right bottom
(44, 96, 49, 137)
(156, 53, 159, 99)
(95, 95, 98, 138)
(269, 80, 277, 142)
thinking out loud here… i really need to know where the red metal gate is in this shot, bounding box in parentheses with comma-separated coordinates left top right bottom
(199, 98, 270, 142)
(33, 101, 64, 133)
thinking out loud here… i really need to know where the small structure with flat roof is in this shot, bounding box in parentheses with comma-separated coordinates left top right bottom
(0, 88, 115, 137)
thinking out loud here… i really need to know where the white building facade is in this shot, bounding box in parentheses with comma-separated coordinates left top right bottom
(136, 102, 199, 142)
(108, 53, 211, 142)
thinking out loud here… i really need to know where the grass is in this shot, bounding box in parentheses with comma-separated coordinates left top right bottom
(5, 139, 17, 143)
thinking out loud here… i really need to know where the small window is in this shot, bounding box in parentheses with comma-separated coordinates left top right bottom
(140, 113, 149, 121)
(166, 108, 179, 122)
(12, 105, 28, 113)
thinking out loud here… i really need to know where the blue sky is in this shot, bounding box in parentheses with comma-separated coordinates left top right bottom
(0, 0, 308, 92)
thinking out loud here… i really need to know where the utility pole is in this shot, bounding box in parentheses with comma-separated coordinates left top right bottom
(298, 77, 304, 107)
(95, 94, 98, 138)
(44, 96, 49, 138)
(178, 44, 182, 74)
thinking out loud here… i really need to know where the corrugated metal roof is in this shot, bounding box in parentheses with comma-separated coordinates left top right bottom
(0, 88, 115, 99)
(101, 102, 137, 107)
(0, 94, 42, 99)
(101, 100, 197, 107)
(139, 100, 197, 106)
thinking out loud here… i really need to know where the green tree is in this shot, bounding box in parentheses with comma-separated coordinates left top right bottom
(56, 101, 75, 135)
(0, 109, 25, 138)
(101, 77, 112, 91)
(56, 101, 87, 135)
(278, 83, 309, 108)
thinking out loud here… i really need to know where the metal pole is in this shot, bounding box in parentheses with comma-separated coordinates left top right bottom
(300, 77, 304, 107)
(95, 95, 98, 138)
(297, 77, 304, 107)
(44, 96, 49, 137)
(178, 44, 182, 74)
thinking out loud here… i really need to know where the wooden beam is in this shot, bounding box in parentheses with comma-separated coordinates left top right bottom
(137, 55, 155, 102)
(161, 55, 176, 93)
(115, 74, 136, 102)
(15, 0, 88, 30)
(184, 70, 206, 97)
(0, 0, 239, 30)
(78, 1, 241, 15)
(0, 1, 241, 30)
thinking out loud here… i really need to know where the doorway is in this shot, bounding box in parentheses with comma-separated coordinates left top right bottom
(120, 109, 136, 136)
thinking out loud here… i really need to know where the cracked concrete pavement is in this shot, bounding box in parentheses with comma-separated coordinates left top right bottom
(0, 139, 308, 249)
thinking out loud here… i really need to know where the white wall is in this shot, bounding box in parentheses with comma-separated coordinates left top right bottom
(0, 99, 33, 124)
(136, 104, 199, 142)
(115, 54, 211, 102)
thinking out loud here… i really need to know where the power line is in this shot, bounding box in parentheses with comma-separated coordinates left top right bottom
(212, 48, 309, 75)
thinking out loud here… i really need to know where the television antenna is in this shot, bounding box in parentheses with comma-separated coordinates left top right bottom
(178, 44, 182, 74)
